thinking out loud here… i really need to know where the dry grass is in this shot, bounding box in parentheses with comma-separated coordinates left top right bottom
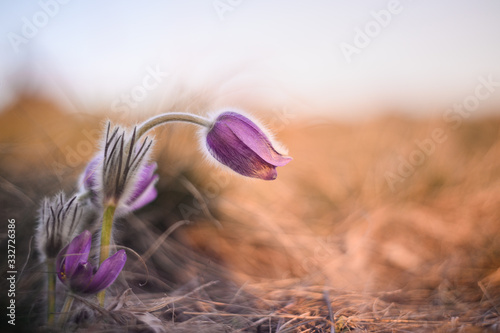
(1, 94, 500, 332)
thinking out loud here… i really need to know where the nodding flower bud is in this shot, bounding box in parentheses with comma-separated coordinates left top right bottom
(201, 111, 292, 180)
(56, 230, 126, 294)
(35, 192, 83, 262)
(80, 122, 159, 215)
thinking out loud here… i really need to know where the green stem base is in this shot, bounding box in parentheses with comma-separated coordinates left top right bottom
(47, 259, 56, 325)
(97, 204, 116, 307)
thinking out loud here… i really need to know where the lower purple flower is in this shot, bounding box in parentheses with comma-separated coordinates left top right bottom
(56, 231, 126, 294)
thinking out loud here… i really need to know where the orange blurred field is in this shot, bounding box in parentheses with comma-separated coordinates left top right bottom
(1, 95, 500, 332)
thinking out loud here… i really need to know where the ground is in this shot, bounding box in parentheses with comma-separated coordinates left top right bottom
(0, 95, 499, 332)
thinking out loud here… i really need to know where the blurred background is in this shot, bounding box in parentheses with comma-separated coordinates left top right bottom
(1, 0, 500, 117)
(1, 0, 500, 331)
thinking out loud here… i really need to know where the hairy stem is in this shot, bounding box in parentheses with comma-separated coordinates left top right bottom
(97, 204, 116, 306)
(47, 259, 56, 325)
(136, 112, 211, 140)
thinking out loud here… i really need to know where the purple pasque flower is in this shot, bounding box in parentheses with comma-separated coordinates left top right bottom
(56, 230, 126, 294)
(203, 111, 292, 180)
(80, 122, 159, 215)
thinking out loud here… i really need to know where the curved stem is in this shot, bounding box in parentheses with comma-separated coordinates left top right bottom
(97, 204, 116, 306)
(136, 113, 212, 140)
(58, 293, 74, 327)
(46, 259, 56, 325)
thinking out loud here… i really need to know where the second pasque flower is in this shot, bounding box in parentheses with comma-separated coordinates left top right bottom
(80, 122, 159, 215)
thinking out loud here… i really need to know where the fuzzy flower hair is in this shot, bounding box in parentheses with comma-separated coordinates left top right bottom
(80, 122, 158, 216)
(35, 192, 83, 262)
(198, 110, 291, 180)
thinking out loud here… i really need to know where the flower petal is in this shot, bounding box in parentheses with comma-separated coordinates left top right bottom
(61, 230, 92, 278)
(68, 262, 94, 293)
(216, 112, 292, 167)
(82, 156, 101, 191)
(127, 163, 158, 211)
(128, 175, 159, 211)
(85, 250, 126, 294)
(206, 119, 282, 180)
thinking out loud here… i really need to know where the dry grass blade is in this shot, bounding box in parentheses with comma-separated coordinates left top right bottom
(138, 280, 219, 312)
(137, 219, 191, 264)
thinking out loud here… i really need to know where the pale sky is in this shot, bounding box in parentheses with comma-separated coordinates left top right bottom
(1, 0, 500, 119)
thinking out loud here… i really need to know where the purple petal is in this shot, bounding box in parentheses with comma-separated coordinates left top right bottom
(206, 112, 291, 180)
(127, 163, 158, 211)
(84, 250, 126, 294)
(216, 112, 292, 167)
(68, 262, 94, 293)
(128, 175, 158, 211)
(130, 163, 157, 199)
(63, 230, 92, 278)
(206, 129, 274, 180)
(82, 156, 101, 191)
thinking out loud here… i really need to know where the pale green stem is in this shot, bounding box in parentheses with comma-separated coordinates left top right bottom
(135, 112, 212, 140)
(58, 293, 74, 327)
(46, 259, 56, 325)
(97, 204, 116, 306)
